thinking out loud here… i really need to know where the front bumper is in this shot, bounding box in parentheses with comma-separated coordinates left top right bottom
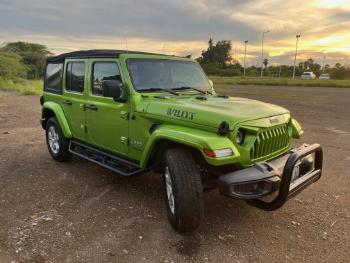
(218, 144, 323, 211)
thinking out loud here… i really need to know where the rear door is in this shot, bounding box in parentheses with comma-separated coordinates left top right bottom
(85, 59, 129, 156)
(61, 60, 87, 141)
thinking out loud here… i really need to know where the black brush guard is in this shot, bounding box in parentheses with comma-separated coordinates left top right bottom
(218, 144, 323, 211)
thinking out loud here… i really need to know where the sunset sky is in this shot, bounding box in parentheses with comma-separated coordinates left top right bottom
(1, 0, 349, 66)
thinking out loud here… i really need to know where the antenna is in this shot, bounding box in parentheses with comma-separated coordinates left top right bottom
(125, 38, 128, 53)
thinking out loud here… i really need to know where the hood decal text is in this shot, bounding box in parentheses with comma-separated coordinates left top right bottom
(167, 108, 195, 120)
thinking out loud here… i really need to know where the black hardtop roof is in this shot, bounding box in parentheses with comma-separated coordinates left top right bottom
(46, 49, 173, 63)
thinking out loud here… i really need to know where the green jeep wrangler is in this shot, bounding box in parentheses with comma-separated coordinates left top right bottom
(40, 50, 323, 232)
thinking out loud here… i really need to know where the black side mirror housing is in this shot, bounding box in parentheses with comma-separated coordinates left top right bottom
(102, 80, 126, 102)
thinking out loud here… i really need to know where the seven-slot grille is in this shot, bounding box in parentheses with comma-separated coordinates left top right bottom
(250, 124, 290, 160)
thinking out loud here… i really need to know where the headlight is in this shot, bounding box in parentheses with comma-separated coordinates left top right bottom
(290, 118, 303, 139)
(283, 113, 291, 123)
(236, 130, 244, 145)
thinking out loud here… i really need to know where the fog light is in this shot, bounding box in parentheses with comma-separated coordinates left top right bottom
(203, 148, 233, 158)
(232, 180, 275, 197)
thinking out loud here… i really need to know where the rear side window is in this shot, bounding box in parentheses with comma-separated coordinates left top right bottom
(92, 62, 122, 96)
(66, 62, 85, 93)
(44, 63, 63, 94)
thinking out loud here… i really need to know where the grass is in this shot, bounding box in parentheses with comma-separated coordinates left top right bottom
(1, 76, 349, 96)
(210, 76, 350, 88)
(0, 78, 43, 95)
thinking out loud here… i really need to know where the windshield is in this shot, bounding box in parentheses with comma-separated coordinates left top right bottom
(127, 59, 211, 92)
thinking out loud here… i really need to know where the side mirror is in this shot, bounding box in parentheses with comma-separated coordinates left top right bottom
(208, 79, 214, 88)
(102, 80, 125, 101)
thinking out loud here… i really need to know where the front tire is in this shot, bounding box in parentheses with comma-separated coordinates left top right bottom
(45, 117, 72, 162)
(162, 148, 204, 233)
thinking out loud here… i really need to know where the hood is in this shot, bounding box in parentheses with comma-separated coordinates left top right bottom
(141, 95, 290, 129)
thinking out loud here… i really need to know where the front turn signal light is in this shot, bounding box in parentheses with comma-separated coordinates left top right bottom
(203, 148, 233, 158)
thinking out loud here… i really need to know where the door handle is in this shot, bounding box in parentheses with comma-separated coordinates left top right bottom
(63, 99, 72, 105)
(86, 104, 98, 111)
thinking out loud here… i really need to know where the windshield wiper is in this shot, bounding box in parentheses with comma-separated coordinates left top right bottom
(171, 86, 212, 95)
(140, 88, 179, 96)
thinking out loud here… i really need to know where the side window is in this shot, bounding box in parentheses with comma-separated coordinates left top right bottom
(44, 63, 63, 93)
(66, 62, 85, 93)
(92, 62, 121, 96)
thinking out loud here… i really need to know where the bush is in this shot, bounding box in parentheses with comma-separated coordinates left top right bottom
(217, 68, 242, 76)
(0, 52, 27, 79)
(329, 66, 350, 80)
(0, 78, 42, 95)
(200, 63, 220, 75)
(0, 41, 51, 79)
(200, 63, 243, 77)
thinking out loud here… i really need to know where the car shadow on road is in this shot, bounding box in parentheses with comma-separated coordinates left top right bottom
(60, 156, 271, 258)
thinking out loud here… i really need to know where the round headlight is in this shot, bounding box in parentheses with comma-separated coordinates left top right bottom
(236, 131, 244, 145)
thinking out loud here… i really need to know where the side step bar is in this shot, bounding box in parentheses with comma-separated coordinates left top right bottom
(69, 141, 144, 176)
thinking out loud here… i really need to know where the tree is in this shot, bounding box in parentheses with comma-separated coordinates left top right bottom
(263, 58, 269, 68)
(198, 38, 232, 68)
(197, 42, 350, 79)
(0, 52, 27, 79)
(297, 58, 321, 76)
(330, 63, 350, 79)
(0, 41, 51, 79)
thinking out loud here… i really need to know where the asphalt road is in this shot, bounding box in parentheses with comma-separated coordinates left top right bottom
(0, 85, 349, 263)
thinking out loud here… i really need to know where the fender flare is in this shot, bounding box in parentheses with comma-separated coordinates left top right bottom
(140, 124, 240, 168)
(290, 118, 303, 139)
(43, 101, 72, 138)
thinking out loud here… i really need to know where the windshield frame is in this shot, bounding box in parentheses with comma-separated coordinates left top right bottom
(126, 58, 212, 94)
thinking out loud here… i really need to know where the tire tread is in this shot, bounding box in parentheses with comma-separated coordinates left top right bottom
(164, 148, 203, 232)
(46, 117, 72, 162)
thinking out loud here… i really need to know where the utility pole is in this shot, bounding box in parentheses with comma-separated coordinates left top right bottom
(260, 30, 270, 78)
(292, 35, 301, 79)
(125, 38, 128, 53)
(323, 51, 327, 72)
(244, 40, 248, 78)
(279, 51, 283, 78)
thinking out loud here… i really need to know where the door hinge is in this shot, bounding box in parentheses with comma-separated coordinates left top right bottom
(120, 136, 129, 145)
(80, 103, 86, 111)
(121, 111, 129, 120)
(80, 124, 87, 133)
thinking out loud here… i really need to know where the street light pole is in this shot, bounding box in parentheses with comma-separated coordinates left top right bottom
(244, 40, 248, 78)
(292, 34, 301, 79)
(323, 51, 327, 72)
(260, 30, 270, 78)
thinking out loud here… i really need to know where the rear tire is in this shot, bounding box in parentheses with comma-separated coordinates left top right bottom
(162, 148, 204, 233)
(45, 117, 72, 162)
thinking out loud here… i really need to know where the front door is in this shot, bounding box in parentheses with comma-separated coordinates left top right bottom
(85, 60, 129, 156)
(61, 60, 87, 141)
